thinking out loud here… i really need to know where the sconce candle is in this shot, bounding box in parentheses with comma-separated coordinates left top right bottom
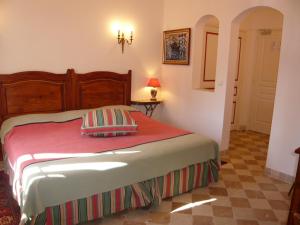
(117, 29, 133, 53)
(147, 78, 161, 101)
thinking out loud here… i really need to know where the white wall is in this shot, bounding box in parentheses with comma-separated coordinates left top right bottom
(161, 0, 300, 177)
(0, 0, 163, 101)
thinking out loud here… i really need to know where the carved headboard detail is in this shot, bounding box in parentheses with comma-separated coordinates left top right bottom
(0, 69, 132, 126)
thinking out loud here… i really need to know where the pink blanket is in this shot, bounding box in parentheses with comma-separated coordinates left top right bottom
(4, 112, 190, 175)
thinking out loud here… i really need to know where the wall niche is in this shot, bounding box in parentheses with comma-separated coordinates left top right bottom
(192, 15, 219, 91)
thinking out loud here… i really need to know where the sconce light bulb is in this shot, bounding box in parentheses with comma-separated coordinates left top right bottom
(113, 22, 134, 53)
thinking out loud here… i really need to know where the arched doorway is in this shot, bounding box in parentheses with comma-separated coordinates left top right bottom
(222, 6, 284, 167)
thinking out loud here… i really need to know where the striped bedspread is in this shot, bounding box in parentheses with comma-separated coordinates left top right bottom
(1, 106, 220, 225)
(26, 159, 219, 225)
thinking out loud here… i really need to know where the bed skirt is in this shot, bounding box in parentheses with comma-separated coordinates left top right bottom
(25, 159, 219, 225)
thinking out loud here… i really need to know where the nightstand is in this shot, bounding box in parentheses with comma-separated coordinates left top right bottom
(131, 99, 163, 117)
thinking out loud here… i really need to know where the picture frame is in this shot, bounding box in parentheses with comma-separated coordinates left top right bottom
(163, 28, 191, 65)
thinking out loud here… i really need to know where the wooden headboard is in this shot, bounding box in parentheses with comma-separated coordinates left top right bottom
(68, 69, 131, 110)
(0, 69, 132, 125)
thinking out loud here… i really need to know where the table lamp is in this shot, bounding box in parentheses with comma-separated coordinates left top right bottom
(147, 78, 161, 101)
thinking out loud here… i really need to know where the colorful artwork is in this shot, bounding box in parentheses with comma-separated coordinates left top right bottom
(163, 28, 191, 65)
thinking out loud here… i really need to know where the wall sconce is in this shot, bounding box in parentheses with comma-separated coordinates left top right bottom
(117, 30, 133, 53)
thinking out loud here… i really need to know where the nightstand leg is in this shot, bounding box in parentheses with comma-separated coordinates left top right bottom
(144, 104, 158, 117)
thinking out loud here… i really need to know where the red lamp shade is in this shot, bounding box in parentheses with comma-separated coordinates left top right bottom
(147, 78, 161, 88)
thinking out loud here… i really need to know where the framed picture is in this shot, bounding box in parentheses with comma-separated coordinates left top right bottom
(163, 28, 191, 65)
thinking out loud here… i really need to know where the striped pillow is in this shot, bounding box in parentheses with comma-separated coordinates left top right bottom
(81, 108, 138, 137)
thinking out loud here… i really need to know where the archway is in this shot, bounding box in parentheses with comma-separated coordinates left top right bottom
(222, 6, 284, 160)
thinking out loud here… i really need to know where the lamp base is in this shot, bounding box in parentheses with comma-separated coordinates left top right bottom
(150, 88, 157, 101)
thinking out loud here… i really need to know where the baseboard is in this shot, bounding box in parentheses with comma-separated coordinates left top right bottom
(265, 167, 294, 184)
(239, 125, 247, 131)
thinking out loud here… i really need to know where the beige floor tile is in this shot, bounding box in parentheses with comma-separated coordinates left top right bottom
(210, 180, 226, 188)
(123, 210, 151, 223)
(258, 183, 278, 191)
(227, 189, 247, 198)
(221, 168, 236, 175)
(253, 209, 278, 222)
(150, 201, 172, 213)
(192, 215, 214, 225)
(274, 183, 292, 192)
(228, 155, 243, 160)
(212, 206, 233, 218)
(192, 205, 213, 216)
(257, 222, 281, 225)
(242, 156, 256, 161)
(262, 191, 285, 201)
(172, 193, 192, 203)
(244, 190, 265, 199)
(209, 187, 229, 196)
(147, 223, 169, 225)
(280, 192, 291, 201)
(230, 159, 246, 164)
(224, 181, 243, 189)
(148, 212, 170, 224)
(172, 202, 192, 215)
(169, 213, 192, 225)
(230, 197, 250, 208)
(273, 209, 289, 222)
(250, 170, 264, 176)
(239, 175, 256, 183)
(253, 176, 273, 184)
(236, 219, 259, 225)
(94, 217, 125, 225)
(192, 187, 210, 195)
(235, 170, 252, 176)
(248, 199, 272, 209)
(213, 217, 237, 225)
(123, 220, 146, 225)
(267, 200, 289, 210)
(232, 208, 256, 220)
(271, 178, 286, 185)
(242, 182, 260, 191)
(232, 164, 248, 170)
(192, 193, 212, 203)
(222, 163, 235, 169)
(247, 165, 264, 171)
(210, 196, 232, 207)
(244, 160, 258, 165)
(221, 175, 241, 182)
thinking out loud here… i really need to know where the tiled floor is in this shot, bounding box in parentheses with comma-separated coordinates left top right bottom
(87, 131, 292, 225)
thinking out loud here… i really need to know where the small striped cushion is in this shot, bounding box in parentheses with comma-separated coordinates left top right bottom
(81, 108, 138, 137)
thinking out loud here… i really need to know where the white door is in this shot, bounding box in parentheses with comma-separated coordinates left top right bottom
(250, 30, 282, 134)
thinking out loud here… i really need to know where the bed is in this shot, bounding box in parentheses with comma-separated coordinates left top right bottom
(0, 69, 219, 225)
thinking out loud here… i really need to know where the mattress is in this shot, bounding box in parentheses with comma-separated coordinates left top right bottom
(0, 105, 219, 222)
